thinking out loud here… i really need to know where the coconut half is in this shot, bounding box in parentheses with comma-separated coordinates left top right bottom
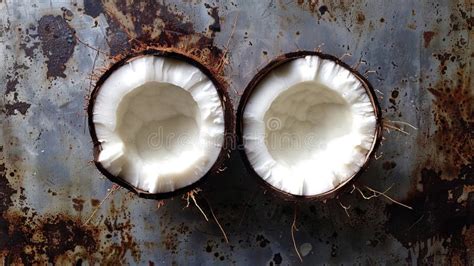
(240, 52, 381, 198)
(89, 53, 226, 196)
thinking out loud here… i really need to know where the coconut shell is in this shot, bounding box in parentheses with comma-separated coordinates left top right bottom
(236, 51, 383, 202)
(88, 49, 234, 199)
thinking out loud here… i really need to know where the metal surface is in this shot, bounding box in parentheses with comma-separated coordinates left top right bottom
(0, 0, 472, 264)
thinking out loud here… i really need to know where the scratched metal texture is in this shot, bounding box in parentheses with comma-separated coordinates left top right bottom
(0, 0, 472, 265)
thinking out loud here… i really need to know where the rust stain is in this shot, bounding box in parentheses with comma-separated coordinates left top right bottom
(5, 77, 19, 95)
(295, 0, 327, 18)
(38, 216, 98, 263)
(0, 163, 141, 264)
(294, 1, 369, 33)
(205, 4, 221, 35)
(389, 88, 400, 108)
(101, 217, 141, 262)
(4, 63, 28, 95)
(391, 90, 399, 99)
(105, 17, 132, 56)
(423, 31, 436, 48)
(83, 0, 226, 77)
(318, 5, 328, 15)
(425, 4, 472, 180)
(4, 101, 31, 116)
(83, 0, 228, 83)
(3, 63, 31, 116)
(386, 4, 473, 262)
(0, 163, 16, 247)
(160, 223, 190, 254)
(91, 198, 101, 207)
(385, 167, 472, 264)
(1, 164, 97, 264)
(37, 15, 76, 79)
(1, 213, 99, 264)
(83, 0, 104, 18)
(427, 64, 472, 179)
(407, 22, 417, 30)
(355, 12, 365, 25)
(296, 0, 319, 13)
(100, 194, 141, 263)
(72, 198, 85, 212)
(162, 232, 178, 252)
(61, 7, 74, 22)
(19, 25, 41, 60)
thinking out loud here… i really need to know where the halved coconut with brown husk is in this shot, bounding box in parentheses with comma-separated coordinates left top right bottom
(88, 51, 232, 198)
(238, 51, 382, 200)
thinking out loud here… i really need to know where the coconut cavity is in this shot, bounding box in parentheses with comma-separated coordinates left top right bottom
(243, 55, 377, 197)
(92, 55, 225, 194)
(264, 81, 353, 166)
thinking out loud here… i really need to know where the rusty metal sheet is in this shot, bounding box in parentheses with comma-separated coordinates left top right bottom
(1, 0, 472, 264)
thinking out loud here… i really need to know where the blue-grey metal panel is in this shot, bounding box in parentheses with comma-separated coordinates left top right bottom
(0, 0, 472, 264)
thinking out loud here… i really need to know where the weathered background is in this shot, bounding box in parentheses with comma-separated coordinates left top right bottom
(0, 0, 472, 265)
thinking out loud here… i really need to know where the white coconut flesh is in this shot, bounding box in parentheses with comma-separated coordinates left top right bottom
(93, 55, 225, 194)
(243, 55, 377, 196)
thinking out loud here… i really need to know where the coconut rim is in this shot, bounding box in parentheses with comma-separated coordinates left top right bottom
(237, 51, 383, 202)
(87, 49, 234, 199)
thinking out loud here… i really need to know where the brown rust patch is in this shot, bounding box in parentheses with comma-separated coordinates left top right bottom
(427, 64, 473, 179)
(355, 12, 366, 25)
(153, 4, 195, 45)
(387, 8, 473, 261)
(5, 76, 19, 95)
(385, 167, 472, 264)
(425, 12, 472, 180)
(296, 0, 319, 13)
(1, 163, 140, 263)
(4, 63, 28, 95)
(72, 198, 85, 212)
(90, 198, 101, 207)
(160, 223, 190, 254)
(99, 193, 141, 263)
(93, 0, 227, 80)
(319, 5, 328, 15)
(205, 4, 221, 34)
(105, 17, 132, 56)
(39, 216, 98, 263)
(37, 15, 76, 79)
(295, 1, 369, 32)
(0, 163, 15, 248)
(19, 25, 41, 60)
(90, 0, 226, 74)
(83, 0, 104, 18)
(1, 204, 140, 264)
(423, 31, 436, 48)
(99, 0, 195, 53)
(102, 216, 141, 262)
(0, 164, 98, 264)
(3, 63, 31, 116)
(162, 232, 178, 252)
(61, 7, 74, 21)
(2, 213, 99, 264)
(4, 102, 31, 116)
(407, 22, 417, 30)
(391, 90, 399, 98)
